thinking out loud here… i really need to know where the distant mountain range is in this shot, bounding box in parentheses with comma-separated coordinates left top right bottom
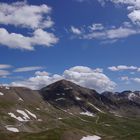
(0, 79, 140, 140)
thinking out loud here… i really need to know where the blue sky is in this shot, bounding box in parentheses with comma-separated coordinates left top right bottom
(1, 0, 140, 92)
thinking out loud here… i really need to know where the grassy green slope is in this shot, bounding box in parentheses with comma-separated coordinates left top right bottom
(0, 113, 140, 140)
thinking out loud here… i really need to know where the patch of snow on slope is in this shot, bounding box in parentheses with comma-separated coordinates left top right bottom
(81, 135, 101, 140)
(0, 92, 4, 95)
(5, 86, 10, 90)
(36, 108, 40, 110)
(18, 97, 24, 101)
(128, 92, 136, 100)
(8, 112, 26, 122)
(37, 119, 42, 121)
(80, 111, 94, 117)
(17, 110, 30, 120)
(5, 126, 19, 132)
(88, 103, 104, 113)
(25, 109, 37, 119)
(64, 87, 73, 90)
(55, 98, 65, 101)
(58, 117, 62, 120)
(75, 96, 81, 100)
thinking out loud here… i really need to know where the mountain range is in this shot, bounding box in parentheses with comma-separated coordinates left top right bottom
(0, 79, 140, 140)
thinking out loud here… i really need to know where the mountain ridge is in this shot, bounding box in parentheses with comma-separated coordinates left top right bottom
(0, 79, 140, 140)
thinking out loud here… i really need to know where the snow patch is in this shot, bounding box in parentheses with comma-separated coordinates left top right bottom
(81, 135, 101, 140)
(5, 126, 19, 132)
(88, 103, 104, 113)
(55, 98, 65, 101)
(8, 112, 25, 122)
(37, 119, 42, 121)
(17, 110, 30, 120)
(36, 108, 40, 110)
(25, 109, 37, 119)
(5, 86, 10, 90)
(0, 92, 4, 96)
(18, 97, 24, 101)
(75, 96, 81, 100)
(58, 117, 62, 120)
(80, 111, 94, 117)
(64, 87, 73, 90)
(128, 92, 136, 100)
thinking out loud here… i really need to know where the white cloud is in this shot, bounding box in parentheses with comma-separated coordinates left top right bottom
(0, 70, 10, 77)
(71, 26, 82, 35)
(14, 66, 44, 72)
(70, 23, 140, 42)
(0, 2, 58, 51)
(89, 23, 104, 31)
(101, 0, 140, 26)
(0, 28, 58, 50)
(63, 66, 116, 92)
(132, 77, 140, 83)
(35, 71, 49, 76)
(108, 65, 138, 71)
(120, 76, 129, 81)
(120, 76, 140, 84)
(128, 10, 140, 25)
(0, 1, 53, 29)
(11, 66, 116, 92)
(11, 72, 63, 90)
(0, 64, 12, 69)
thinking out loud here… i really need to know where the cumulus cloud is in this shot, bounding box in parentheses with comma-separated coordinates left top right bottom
(100, 0, 140, 26)
(108, 65, 138, 71)
(14, 66, 44, 72)
(128, 10, 140, 25)
(11, 66, 116, 92)
(0, 1, 58, 51)
(11, 72, 63, 90)
(0, 1, 53, 29)
(63, 66, 116, 92)
(0, 28, 58, 50)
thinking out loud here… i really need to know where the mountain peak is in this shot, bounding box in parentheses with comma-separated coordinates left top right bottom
(42, 79, 83, 92)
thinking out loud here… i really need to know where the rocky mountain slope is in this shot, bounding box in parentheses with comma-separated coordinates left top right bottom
(0, 80, 140, 140)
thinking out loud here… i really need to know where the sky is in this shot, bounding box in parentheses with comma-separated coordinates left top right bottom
(1, 0, 140, 92)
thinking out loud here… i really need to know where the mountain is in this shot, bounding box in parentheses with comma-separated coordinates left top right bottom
(102, 90, 140, 117)
(41, 79, 117, 114)
(0, 80, 140, 140)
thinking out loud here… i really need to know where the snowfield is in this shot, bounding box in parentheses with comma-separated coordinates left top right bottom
(17, 109, 30, 119)
(8, 112, 26, 122)
(88, 103, 104, 113)
(5, 126, 19, 132)
(75, 96, 81, 100)
(0, 92, 4, 95)
(25, 109, 37, 119)
(80, 111, 94, 117)
(18, 97, 24, 101)
(8, 109, 38, 122)
(81, 135, 101, 140)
